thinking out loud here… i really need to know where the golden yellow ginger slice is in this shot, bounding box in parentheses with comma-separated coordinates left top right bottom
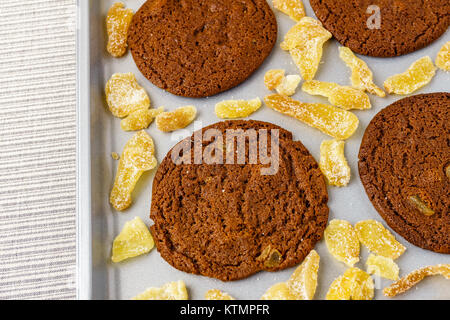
(133, 281, 188, 300)
(110, 131, 157, 211)
(339, 47, 385, 97)
(262, 250, 320, 300)
(105, 73, 150, 118)
(436, 41, 450, 71)
(111, 217, 154, 263)
(264, 69, 285, 90)
(273, 0, 306, 22)
(156, 105, 197, 132)
(215, 98, 262, 119)
(326, 267, 374, 300)
(302, 80, 371, 110)
(281, 17, 332, 80)
(355, 220, 406, 260)
(106, 2, 133, 58)
(121, 107, 164, 131)
(276, 75, 302, 96)
(205, 289, 235, 300)
(319, 139, 351, 187)
(384, 264, 450, 297)
(264, 94, 359, 140)
(324, 220, 359, 267)
(366, 254, 399, 281)
(384, 56, 437, 95)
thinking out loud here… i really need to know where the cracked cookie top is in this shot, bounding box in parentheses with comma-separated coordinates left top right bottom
(150, 120, 329, 281)
(359, 93, 450, 253)
(128, 0, 277, 97)
(310, 0, 450, 57)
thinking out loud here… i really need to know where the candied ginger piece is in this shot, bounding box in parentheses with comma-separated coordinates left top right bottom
(215, 98, 262, 119)
(339, 47, 385, 97)
(105, 73, 150, 118)
(110, 131, 157, 211)
(262, 250, 320, 300)
(326, 267, 374, 300)
(355, 220, 406, 260)
(281, 17, 332, 80)
(325, 220, 359, 267)
(276, 75, 302, 96)
(121, 107, 164, 131)
(302, 80, 371, 110)
(408, 195, 435, 216)
(106, 2, 133, 58)
(111, 152, 120, 160)
(133, 281, 188, 300)
(384, 56, 437, 95)
(205, 289, 235, 300)
(156, 106, 197, 132)
(384, 264, 450, 297)
(257, 245, 283, 269)
(319, 139, 351, 187)
(436, 41, 450, 71)
(264, 69, 285, 90)
(111, 217, 154, 263)
(273, 0, 306, 22)
(366, 254, 399, 281)
(264, 94, 359, 140)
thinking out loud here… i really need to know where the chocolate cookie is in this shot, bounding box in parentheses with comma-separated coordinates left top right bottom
(309, 0, 450, 57)
(128, 0, 277, 97)
(359, 93, 450, 253)
(150, 120, 329, 281)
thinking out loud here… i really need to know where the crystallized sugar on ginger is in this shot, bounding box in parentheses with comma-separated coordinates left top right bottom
(133, 281, 188, 300)
(326, 267, 374, 300)
(302, 80, 371, 110)
(111, 217, 154, 263)
(319, 139, 351, 187)
(105, 73, 150, 118)
(106, 2, 133, 58)
(205, 289, 235, 300)
(156, 106, 197, 132)
(355, 220, 406, 260)
(121, 107, 164, 131)
(325, 220, 359, 267)
(265, 70, 301, 96)
(339, 47, 385, 97)
(383, 264, 450, 297)
(262, 250, 320, 300)
(264, 94, 359, 140)
(110, 131, 157, 211)
(436, 41, 450, 71)
(366, 254, 399, 281)
(273, 0, 306, 22)
(281, 17, 332, 80)
(264, 69, 285, 90)
(384, 56, 437, 95)
(215, 98, 262, 119)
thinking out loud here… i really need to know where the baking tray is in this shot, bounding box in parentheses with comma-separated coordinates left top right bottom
(77, 0, 450, 300)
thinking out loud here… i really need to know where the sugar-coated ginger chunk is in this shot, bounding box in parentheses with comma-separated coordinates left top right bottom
(339, 47, 385, 97)
(273, 0, 306, 22)
(105, 73, 150, 118)
(383, 264, 450, 297)
(264, 94, 359, 140)
(355, 220, 406, 260)
(110, 131, 157, 211)
(215, 98, 262, 119)
(366, 254, 399, 281)
(111, 217, 154, 263)
(436, 41, 450, 71)
(133, 281, 188, 300)
(319, 139, 351, 187)
(264, 69, 285, 90)
(205, 289, 235, 300)
(325, 219, 359, 267)
(156, 106, 197, 132)
(106, 2, 133, 57)
(326, 267, 374, 300)
(121, 107, 164, 131)
(384, 56, 437, 95)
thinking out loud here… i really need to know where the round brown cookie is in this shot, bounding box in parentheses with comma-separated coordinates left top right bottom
(128, 0, 277, 98)
(359, 93, 450, 253)
(309, 0, 450, 57)
(150, 120, 329, 281)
